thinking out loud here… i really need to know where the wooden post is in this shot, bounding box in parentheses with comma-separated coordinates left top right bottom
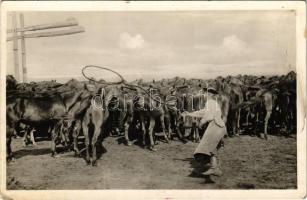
(12, 12, 20, 82)
(7, 15, 85, 83)
(20, 13, 27, 83)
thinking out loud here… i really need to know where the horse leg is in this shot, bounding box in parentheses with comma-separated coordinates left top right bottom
(22, 127, 28, 147)
(148, 118, 157, 151)
(30, 128, 37, 146)
(160, 115, 170, 143)
(51, 123, 59, 157)
(186, 128, 192, 140)
(168, 124, 172, 140)
(6, 125, 14, 161)
(7, 137, 13, 162)
(91, 128, 100, 166)
(164, 116, 171, 140)
(264, 110, 272, 140)
(82, 122, 91, 165)
(170, 112, 178, 139)
(195, 126, 200, 143)
(237, 108, 241, 134)
(59, 123, 68, 149)
(47, 126, 53, 140)
(73, 122, 80, 156)
(177, 122, 186, 143)
(124, 121, 132, 146)
(190, 118, 195, 141)
(289, 110, 294, 134)
(246, 109, 250, 127)
(178, 128, 186, 143)
(171, 113, 177, 139)
(232, 117, 237, 136)
(140, 116, 146, 147)
(263, 93, 274, 140)
(255, 111, 260, 137)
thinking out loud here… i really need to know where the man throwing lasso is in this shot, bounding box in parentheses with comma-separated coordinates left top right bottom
(186, 87, 226, 177)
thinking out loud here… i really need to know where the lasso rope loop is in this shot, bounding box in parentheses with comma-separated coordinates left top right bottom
(81, 65, 167, 105)
(82, 65, 126, 85)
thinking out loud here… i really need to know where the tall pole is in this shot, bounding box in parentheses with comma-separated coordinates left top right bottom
(7, 16, 84, 83)
(20, 14, 27, 83)
(12, 12, 20, 82)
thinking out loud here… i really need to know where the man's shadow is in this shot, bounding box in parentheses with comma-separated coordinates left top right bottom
(175, 157, 215, 184)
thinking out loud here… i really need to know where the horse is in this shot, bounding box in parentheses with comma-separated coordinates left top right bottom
(108, 85, 135, 146)
(81, 84, 112, 166)
(6, 87, 85, 160)
(132, 86, 170, 151)
(219, 82, 244, 136)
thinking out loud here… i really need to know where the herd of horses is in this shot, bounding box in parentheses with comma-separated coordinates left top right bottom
(6, 71, 296, 166)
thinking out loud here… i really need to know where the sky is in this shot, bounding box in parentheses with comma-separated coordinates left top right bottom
(6, 11, 296, 83)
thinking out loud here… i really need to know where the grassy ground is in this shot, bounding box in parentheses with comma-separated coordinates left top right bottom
(7, 134, 296, 189)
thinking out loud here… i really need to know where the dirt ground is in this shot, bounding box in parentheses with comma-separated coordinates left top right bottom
(7, 134, 297, 190)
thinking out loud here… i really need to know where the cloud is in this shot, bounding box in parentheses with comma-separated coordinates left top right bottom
(221, 35, 251, 57)
(118, 32, 145, 50)
(194, 35, 251, 58)
(193, 35, 254, 65)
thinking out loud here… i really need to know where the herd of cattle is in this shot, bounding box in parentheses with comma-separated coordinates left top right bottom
(6, 71, 296, 165)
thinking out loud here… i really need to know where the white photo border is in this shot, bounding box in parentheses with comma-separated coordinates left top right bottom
(0, 1, 306, 199)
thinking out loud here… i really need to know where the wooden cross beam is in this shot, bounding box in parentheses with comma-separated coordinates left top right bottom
(7, 18, 78, 33)
(7, 13, 85, 83)
(7, 26, 85, 41)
